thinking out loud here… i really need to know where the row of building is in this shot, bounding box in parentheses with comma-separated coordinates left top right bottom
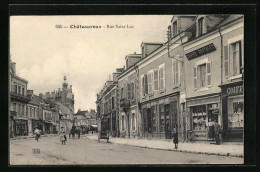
(9, 61, 97, 137)
(96, 15, 244, 142)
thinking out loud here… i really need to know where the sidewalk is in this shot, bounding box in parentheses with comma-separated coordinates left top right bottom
(84, 134, 244, 158)
(10, 134, 58, 140)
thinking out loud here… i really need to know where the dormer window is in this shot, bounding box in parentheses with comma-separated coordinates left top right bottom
(172, 21, 177, 37)
(197, 17, 204, 36)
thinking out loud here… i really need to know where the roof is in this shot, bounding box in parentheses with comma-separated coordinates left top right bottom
(56, 101, 72, 115)
(28, 94, 44, 106)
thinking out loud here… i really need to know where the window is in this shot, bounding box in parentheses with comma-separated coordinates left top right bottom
(14, 83, 17, 93)
(192, 105, 206, 131)
(198, 17, 204, 36)
(228, 96, 244, 129)
(35, 108, 38, 118)
(126, 59, 129, 69)
(18, 85, 21, 94)
(141, 74, 148, 96)
(172, 59, 180, 86)
(13, 103, 16, 112)
(132, 113, 135, 131)
(131, 83, 135, 100)
(230, 41, 242, 77)
(18, 104, 21, 115)
(194, 62, 211, 89)
(28, 107, 30, 117)
(22, 87, 25, 95)
(159, 64, 165, 90)
(151, 106, 156, 132)
(147, 71, 153, 94)
(181, 102, 186, 112)
(121, 88, 124, 99)
(127, 83, 131, 100)
(31, 108, 34, 118)
(199, 64, 206, 88)
(172, 21, 177, 36)
(153, 69, 159, 91)
(22, 105, 24, 116)
(122, 115, 125, 131)
(112, 97, 114, 109)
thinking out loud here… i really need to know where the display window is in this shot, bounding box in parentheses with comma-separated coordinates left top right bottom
(192, 105, 207, 131)
(228, 96, 244, 129)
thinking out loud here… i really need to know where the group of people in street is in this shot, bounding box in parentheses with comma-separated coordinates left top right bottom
(208, 119, 221, 145)
(172, 119, 222, 149)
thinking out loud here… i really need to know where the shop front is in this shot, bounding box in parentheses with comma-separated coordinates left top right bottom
(187, 93, 221, 141)
(220, 81, 243, 142)
(9, 111, 16, 138)
(44, 121, 53, 134)
(14, 119, 28, 136)
(141, 93, 179, 139)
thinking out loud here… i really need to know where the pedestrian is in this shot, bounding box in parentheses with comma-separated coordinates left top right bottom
(78, 130, 80, 139)
(172, 128, 179, 149)
(59, 129, 67, 145)
(208, 118, 214, 140)
(214, 120, 221, 145)
(34, 128, 41, 142)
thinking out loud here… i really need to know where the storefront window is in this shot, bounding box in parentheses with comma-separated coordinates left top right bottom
(228, 96, 244, 129)
(151, 106, 156, 132)
(122, 115, 125, 131)
(159, 105, 165, 132)
(192, 105, 206, 131)
(147, 109, 152, 133)
(132, 113, 135, 131)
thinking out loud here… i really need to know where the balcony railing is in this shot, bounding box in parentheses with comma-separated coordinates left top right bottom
(120, 98, 130, 112)
(10, 92, 30, 102)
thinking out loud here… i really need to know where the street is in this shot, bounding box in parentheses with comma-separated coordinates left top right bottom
(9, 135, 243, 165)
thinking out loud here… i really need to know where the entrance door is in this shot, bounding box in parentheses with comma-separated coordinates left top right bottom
(147, 108, 152, 138)
(165, 104, 171, 139)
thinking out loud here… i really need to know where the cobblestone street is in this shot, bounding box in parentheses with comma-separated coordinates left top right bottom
(10, 135, 243, 165)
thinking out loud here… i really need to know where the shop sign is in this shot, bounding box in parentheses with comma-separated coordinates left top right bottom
(226, 85, 243, 95)
(185, 43, 216, 60)
(165, 98, 170, 104)
(147, 103, 151, 108)
(159, 99, 164, 104)
(151, 101, 157, 107)
(194, 131, 207, 140)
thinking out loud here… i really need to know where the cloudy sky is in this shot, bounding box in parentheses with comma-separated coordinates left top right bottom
(10, 15, 172, 112)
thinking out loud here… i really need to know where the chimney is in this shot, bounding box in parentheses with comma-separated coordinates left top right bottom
(39, 93, 43, 100)
(27, 90, 33, 95)
(70, 85, 72, 92)
(10, 62, 16, 74)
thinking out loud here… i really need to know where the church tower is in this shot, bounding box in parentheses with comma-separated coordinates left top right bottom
(59, 76, 75, 113)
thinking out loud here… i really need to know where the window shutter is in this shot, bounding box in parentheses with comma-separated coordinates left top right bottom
(147, 72, 152, 94)
(206, 62, 212, 86)
(161, 65, 165, 90)
(172, 60, 176, 85)
(224, 46, 229, 77)
(144, 74, 148, 95)
(176, 61, 179, 85)
(154, 69, 159, 91)
(194, 66, 197, 89)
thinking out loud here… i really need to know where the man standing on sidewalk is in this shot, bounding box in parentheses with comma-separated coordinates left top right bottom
(214, 120, 221, 145)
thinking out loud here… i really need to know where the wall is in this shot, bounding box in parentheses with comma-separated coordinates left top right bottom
(184, 36, 221, 98)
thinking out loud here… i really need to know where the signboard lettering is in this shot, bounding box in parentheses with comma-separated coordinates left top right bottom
(226, 85, 244, 95)
(185, 43, 216, 60)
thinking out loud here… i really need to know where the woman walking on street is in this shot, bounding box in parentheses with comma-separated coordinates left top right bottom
(172, 128, 179, 149)
(34, 128, 41, 142)
(59, 128, 67, 145)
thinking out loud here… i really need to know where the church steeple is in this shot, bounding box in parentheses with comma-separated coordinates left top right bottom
(62, 76, 68, 89)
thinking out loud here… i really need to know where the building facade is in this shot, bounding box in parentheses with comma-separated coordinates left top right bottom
(218, 15, 244, 142)
(9, 61, 31, 137)
(118, 53, 141, 138)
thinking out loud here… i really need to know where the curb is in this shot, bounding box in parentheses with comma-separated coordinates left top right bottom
(85, 136, 243, 158)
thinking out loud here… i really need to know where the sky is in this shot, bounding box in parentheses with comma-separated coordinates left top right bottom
(10, 15, 172, 113)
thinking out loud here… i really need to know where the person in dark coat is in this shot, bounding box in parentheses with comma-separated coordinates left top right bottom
(172, 128, 179, 149)
(214, 120, 221, 145)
